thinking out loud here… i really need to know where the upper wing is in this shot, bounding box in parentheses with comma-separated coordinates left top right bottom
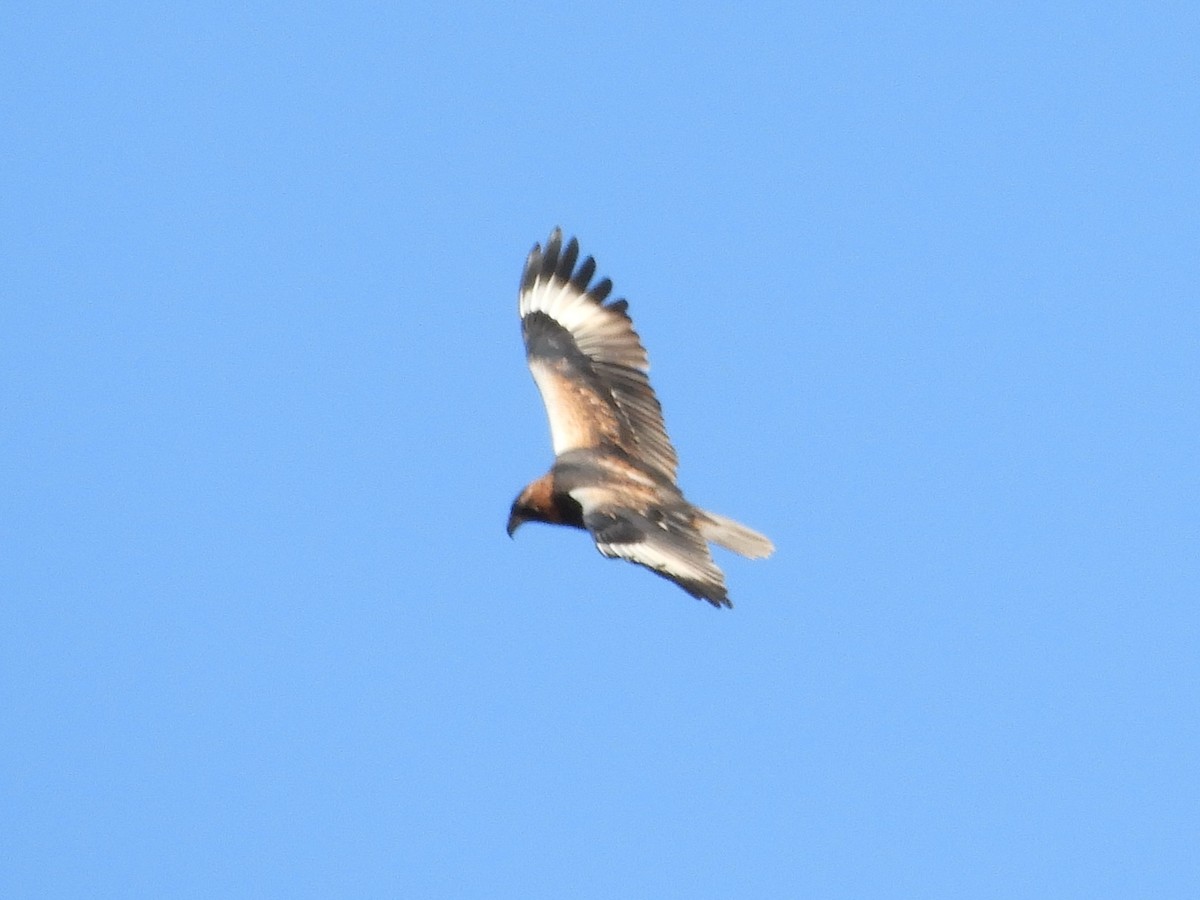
(519, 228, 678, 481)
(570, 482, 730, 608)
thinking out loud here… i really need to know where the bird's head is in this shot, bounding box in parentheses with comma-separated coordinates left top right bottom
(506, 476, 555, 538)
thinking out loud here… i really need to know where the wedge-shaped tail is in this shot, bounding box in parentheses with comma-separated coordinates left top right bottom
(697, 510, 775, 559)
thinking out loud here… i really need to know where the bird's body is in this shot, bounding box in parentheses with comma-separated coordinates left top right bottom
(507, 229, 773, 607)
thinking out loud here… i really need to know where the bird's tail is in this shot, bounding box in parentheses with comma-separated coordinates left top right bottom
(697, 510, 775, 559)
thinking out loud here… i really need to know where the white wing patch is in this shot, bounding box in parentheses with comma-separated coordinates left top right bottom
(570, 484, 729, 607)
(593, 537, 727, 601)
(520, 277, 648, 371)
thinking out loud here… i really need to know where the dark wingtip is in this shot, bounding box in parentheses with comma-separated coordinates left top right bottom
(590, 277, 613, 304)
(521, 227, 566, 293)
(521, 229, 629, 315)
(571, 256, 596, 292)
(700, 589, 732, 609)
(559, 237, 579, 280)
(542, 228, 562, 276)
(521, 240, 543, 293)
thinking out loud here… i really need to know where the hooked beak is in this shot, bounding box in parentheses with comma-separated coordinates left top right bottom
(506, 510, 524, 539)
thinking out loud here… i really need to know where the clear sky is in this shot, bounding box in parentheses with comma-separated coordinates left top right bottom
(3, 2, 1196, 897)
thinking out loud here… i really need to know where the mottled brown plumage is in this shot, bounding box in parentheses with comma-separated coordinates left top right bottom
(507, 229, 773, 607)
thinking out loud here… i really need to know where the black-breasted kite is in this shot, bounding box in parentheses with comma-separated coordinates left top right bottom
(506, 228, 774, 608)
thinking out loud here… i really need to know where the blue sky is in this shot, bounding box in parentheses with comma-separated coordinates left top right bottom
(3, 2, 1196, 896)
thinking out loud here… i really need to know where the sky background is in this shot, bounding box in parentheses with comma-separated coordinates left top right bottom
(2, 2, 1196, 897)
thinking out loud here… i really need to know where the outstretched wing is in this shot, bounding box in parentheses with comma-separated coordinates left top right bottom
(519, 228, 678, 481)
(570, 481, 730, 608)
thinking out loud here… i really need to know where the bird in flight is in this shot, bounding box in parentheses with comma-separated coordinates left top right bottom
(506, 228, 774, 608)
